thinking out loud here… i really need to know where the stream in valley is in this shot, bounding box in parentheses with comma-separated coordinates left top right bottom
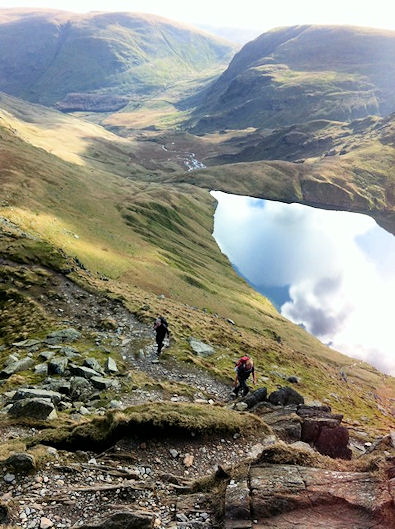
(211, 190, 395, 375)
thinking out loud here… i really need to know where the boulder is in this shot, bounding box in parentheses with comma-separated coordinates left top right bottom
(12, 388, 62, 405)
(45, 379, 71, 395)
(301, 418, 352, 459)
(268, 386, 304, 406)
(34, 363, 48, 375)
(90, 376, 113, 390)
(69, 376, 94, 401)
(84, 358, 104, 374)
(0, 357, 35, 379)
(39, 351, 55, 361)
(5, 452, 36, 472)
(188, 337, 215, 357)
(290, 441, 316, 453)
(297, 404, 343, 421)
(75, 511, 154, 529)
(105, 357, 118, 373)
(45, 328, 81, 345)
(315, 425, 352, 460)
(257, 405, 302, 442)
(8, 398, 57, 420)
(48, 357, 68, 376)
(69, 364, 101, 379)
(242, 388, 267, 408)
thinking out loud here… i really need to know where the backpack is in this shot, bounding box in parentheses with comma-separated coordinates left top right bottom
(236, 356, 252, 375)
(159, 316, 168, 328)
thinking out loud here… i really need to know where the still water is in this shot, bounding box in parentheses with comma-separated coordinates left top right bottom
(211, 191, 395, 375)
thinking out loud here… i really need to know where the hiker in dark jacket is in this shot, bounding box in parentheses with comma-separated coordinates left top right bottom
(233, 355, 256, 397)
(154, 316, 169, 356)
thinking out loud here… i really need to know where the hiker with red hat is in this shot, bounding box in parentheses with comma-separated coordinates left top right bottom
(233, 355, 256, 397)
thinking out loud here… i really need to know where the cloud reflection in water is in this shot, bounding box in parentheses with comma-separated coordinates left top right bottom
(211, 191, 395, 375)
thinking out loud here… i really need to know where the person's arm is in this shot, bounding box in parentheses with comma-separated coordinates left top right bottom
(234, 372, 239, 387)
(252, 366, 256, 384)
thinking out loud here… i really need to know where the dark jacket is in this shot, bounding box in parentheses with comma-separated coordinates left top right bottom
(154, 319, 169, 341)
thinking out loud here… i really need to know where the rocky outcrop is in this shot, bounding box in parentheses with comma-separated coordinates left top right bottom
(225, 461, 395, 528)
(45, 328, 81, 345)
(253, 400, 352, 459)
(297, 404, 351, 459)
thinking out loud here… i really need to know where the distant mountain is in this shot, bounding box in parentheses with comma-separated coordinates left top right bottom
(0, 9, 235, 110)
(190, 25, 395, 132)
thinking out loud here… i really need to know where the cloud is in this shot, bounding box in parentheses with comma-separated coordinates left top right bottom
(282, 277, 352, 337)
(212, 191, 395, 375)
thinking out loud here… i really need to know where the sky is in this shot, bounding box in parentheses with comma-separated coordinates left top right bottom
(212, 191, 395, 376)
(1, 0, 395, 33)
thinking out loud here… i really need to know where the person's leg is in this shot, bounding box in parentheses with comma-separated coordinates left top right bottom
(157, 339, 163, 355)
(240, 377, 249, 396)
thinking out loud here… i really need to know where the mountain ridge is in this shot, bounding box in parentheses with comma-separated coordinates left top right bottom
(190, 24, 395, 132)
(0, 8, 235, 109)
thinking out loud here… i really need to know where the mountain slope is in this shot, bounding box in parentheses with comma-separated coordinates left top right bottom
(1, 97, 393, 429)
(190, 25, 395, 132)
(0, 8, 235, 110)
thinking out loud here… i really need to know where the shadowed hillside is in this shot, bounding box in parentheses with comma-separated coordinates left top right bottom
(190, 25, 395, 132)
(0, 8, 235, 109)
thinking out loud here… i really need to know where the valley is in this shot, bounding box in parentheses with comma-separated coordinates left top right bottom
(0, 8, 394, 529)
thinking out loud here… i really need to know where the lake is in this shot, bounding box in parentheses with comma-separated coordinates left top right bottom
(211, 190, 395, 375)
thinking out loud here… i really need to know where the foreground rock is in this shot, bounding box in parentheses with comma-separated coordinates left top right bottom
(225, 461, 395, 528)
(5, 453, 36, 472)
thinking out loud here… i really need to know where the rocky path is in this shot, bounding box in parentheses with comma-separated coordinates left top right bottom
(2, 260, 394, 529)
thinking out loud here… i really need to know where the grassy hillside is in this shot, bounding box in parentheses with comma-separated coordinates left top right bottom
(0, 98, 393, 431)
(0, 8, 235, 109)
(190, 25, 395, 132)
